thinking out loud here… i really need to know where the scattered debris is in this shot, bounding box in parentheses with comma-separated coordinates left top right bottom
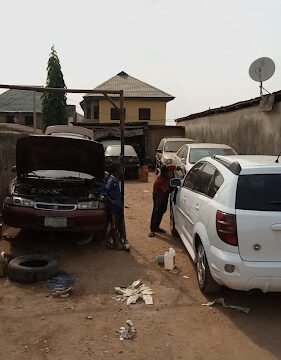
(48, 274, 74, 298)
(86, 315, 93, 320)
(156, 255, 164, 266)
(77, 235, 93, 246)
(0, 252, 8, 277)
(202, 298, 250, 314)
(113, 280, 153, 305)
(182, 275, 190, 279)
(118, 320, 137, 340)
(169, 266, 180, 275)
(143, 190, 150, 193)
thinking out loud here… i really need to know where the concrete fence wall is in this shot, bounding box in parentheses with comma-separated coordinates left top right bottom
(178, 101, 281, 155)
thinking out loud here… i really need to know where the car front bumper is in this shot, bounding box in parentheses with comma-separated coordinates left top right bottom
(3, 205, 108, 232)
(208, 245, 281, 292)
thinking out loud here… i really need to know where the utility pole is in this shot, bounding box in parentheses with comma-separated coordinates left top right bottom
(33, 91, 37, 132)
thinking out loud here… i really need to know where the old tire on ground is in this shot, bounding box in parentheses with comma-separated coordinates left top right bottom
(196, 241, 222, 294)
(8, 254, 58, 283)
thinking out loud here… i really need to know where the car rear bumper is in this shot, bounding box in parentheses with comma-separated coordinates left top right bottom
(208, 245, 281, 292)
(2, 205, 108, 232)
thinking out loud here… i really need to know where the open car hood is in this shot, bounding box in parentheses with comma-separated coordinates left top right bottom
(16, 136, 105, 179)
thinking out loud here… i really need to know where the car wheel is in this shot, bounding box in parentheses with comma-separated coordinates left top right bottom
(170, 203, 179, 237)
(196, 241, 221, 294)
(8, 254, 58, 283)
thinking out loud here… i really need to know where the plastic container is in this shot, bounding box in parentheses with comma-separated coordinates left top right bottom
(164, 248, 176, 270)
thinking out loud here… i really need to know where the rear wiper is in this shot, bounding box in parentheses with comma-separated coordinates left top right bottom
(267, 201, 281, 205)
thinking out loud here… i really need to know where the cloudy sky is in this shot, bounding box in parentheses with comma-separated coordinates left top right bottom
(1, 0, 281, 124)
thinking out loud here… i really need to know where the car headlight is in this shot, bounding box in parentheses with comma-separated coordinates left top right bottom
(9, 197, 34, 208)
(77, 201, 99, 210)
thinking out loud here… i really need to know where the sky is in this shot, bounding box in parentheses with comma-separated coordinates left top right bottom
(1, 0, 281, 125)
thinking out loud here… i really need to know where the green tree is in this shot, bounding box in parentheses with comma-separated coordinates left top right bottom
(42, 46, 67, 130)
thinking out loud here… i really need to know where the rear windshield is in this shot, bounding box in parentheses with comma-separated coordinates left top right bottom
(189, 148, 235, 164)
(105, 146, 137, 157)
(236, 174, 281, 211)
(164, 141, 190, 152)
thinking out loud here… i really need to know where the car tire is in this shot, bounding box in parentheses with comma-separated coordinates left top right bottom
(196, 241, 221, 294)
(170, 203, 179, 237)
(8, 254, 58, 283)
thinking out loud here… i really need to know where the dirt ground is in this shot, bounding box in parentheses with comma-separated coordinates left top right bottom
(1, 173, 281, 360)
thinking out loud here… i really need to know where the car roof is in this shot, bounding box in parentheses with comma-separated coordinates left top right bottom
(188, 143, 233, 149)
(207, 155, 281, 175)
(164, 137, 194, 142)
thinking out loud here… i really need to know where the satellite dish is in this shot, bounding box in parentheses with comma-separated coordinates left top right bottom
(249, 57, 275, 96)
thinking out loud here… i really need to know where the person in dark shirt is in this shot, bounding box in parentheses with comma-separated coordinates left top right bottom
(148, 164, 176, 237)
(101, 163, 124, 249)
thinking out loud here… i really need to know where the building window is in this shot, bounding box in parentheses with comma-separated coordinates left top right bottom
(111, 108, 126, 121)
(25, 116, 33, 126)
(139, 108, 151, 120)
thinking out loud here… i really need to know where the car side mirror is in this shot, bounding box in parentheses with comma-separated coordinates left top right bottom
(11, 166, 16, 173)
(181, 158, 186, 164)
(170, 178, 181, 188)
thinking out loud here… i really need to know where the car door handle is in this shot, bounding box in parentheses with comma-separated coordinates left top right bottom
(183, 196, 187, 202)
(194, 204, 199, 211)
(270, 224, 281, 231)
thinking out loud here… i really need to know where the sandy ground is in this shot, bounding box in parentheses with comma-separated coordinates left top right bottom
(1, 173, 281, 360)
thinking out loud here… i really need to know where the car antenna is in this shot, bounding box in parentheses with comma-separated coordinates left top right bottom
(275, 153, 281, 163)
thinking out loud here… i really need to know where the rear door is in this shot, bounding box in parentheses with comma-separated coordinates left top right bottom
(236, 174, 281, 261)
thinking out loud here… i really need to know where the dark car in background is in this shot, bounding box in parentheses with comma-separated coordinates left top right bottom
(105, 145, 140, 179)
(2, 135, 108, 234)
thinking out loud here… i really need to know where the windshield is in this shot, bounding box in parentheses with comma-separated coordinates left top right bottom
(28, 170, 94, 180)
(189, 148, 236, 164)
(105, 145, 137, 157)
(164, 141, 190, 153)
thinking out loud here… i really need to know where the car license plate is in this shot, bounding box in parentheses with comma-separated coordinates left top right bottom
(44, 217, 67, 228)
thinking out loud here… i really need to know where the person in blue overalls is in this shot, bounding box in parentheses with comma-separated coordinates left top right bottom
(101, 162, 124, 249)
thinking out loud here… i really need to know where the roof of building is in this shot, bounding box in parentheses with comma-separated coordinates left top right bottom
(84, 71, 174, 101)
(0, 89, 42, 113)
(176, 89, 281, 123)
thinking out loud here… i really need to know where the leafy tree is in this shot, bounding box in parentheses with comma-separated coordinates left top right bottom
(42, 46, 67, 129)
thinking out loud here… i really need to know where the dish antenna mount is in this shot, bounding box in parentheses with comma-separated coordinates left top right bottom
(249, 57, 275, 97)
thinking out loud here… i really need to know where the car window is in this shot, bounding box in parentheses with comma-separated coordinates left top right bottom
(208, 170, 224, 198)
(189, 148, 236, 164)
(181, 147, 188, 159)
(158, 139, 164, 151)
(164, 141, 190, 153)
(183, 162, 205, 190)
(236, 174, 281, 211)
(177, 146, 186, 159)
(196, 163, 216, 196)
(105, 145, 137, 157)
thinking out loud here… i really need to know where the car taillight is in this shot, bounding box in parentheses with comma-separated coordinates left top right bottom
(216, 211, 238, 246)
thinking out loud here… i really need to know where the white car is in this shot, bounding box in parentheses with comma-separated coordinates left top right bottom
(155, 137, 194, 171)
(173, 143, 236, 178)
(170, 155, 281, 294)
